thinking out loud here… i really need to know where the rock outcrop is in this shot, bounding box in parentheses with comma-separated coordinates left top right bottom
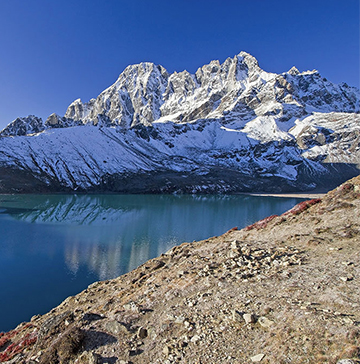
(1, 176, 359, 363)
(0, 116, 44, 137)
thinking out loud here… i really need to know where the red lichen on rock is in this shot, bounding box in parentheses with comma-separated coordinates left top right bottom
(0, 332, 37, 362)
(244, 215, 278, 231)
(283, 198, 321, 216)
(0, 330, 17, 348)
(341, 183, 353, 191)
(339, 183, 360, 198)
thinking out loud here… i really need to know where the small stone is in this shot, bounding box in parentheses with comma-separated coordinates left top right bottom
(243, 313, 256, 324)
(178, 270, 185, 277)
(175, 316, 185, 324)
(31, 314, 41, 322)
(190, 335, 201, 343)
(129, 349, 140, 356)
(344, 317, 354, 324)
(105, 320, 131, 335)
(258, 316, 274, 328)
(138, 327, 148, 339)
(262, 306, 272, 315)
(228, 250, 238, 258)
(179, 340, 188, 348)
(76, 351, 100, 364)
(123, 302, 140, 312)
(251, 353, 265, 362)
(230, 240, 239, 250)
(337, 360, 357, 364)
(232, 310, 243, 323)
(340, 276, 353, 282)
(281, 271, 291, 278)
(163, 345, 171, 356)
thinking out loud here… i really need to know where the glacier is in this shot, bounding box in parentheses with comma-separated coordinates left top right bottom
(0, 51, 359, 193)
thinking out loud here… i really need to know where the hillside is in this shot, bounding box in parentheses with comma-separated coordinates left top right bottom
(1, 176, 359, 363)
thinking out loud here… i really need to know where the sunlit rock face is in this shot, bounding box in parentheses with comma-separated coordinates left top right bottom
(0, 52, 359, 193)
(0, 115, 45, 136)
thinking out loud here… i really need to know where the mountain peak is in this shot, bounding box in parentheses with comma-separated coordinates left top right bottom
(1, 51, 359, 137)
(236, 51, 260, 68)
(120, 62, 169, 79)
(288, 66, 300, 75)
(0, 115, 44, 137)
(237, 51, 257, 61)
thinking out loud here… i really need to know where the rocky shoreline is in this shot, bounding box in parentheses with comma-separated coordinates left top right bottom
(0, 177, 359, 363)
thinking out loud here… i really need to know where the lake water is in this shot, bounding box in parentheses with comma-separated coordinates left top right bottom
(0, 193, 305, 332)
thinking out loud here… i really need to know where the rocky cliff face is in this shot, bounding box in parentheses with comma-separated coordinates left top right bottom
(1, 176, 359, 363)
(0, 116, 45, 137)
(0, 52, 359, 193)
(55, 53, 360, 128)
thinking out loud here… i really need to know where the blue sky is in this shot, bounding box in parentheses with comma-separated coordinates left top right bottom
(0, 0, 358, 130)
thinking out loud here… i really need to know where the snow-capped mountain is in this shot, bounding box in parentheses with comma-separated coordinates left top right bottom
(0, 52, 359, 193)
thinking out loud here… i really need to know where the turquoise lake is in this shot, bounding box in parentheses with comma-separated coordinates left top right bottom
(0, 194, 305, 332)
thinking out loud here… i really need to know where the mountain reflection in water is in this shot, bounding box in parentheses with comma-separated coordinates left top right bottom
(0, 194, 305, 280)
(0, 193, 304, 331)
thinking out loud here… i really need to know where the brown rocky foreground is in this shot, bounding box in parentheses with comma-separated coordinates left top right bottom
(1, 177, 360, 364)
